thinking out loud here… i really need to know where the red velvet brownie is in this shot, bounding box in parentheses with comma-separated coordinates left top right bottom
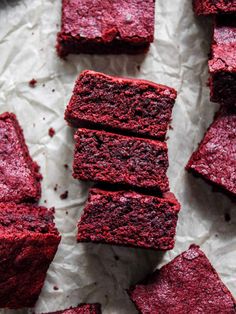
(0, 202, 61, 308)
(0, 112, 41, 203)
(186, 107, 236, 198)
(65, 70, 177, 140)
(193, 0, 236, 15)
(57, 0, 155, 57)
(73, 128, 169, 193)
(77, 189, 180, 250)
(129, 245, 236, 313)
(44, 304, 101, 314)
(209, 15, 236, 106)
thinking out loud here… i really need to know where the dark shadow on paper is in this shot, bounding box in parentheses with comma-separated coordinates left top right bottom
(184, 172, 236, 238)
(0, 0, 21, 9)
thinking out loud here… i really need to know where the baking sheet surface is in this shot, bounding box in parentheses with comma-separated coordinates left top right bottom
(0, 0, 235, 313)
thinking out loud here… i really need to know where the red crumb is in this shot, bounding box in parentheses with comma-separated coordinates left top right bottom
(224, 213, 231, 222)
(29, 79, 37, 88)
(60, 191, 68, 200)
(48, 128, 55, 138)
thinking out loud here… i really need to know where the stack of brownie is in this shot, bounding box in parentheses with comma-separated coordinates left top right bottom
(187, 1, 236, 199)
(0, 113, 61, 309)
(65, 70, 180, 251)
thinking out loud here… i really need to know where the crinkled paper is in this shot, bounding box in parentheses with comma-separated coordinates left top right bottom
(0, 0, 235, 313)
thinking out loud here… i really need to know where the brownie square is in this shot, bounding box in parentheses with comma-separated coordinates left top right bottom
(0, 112, 42, 203)
(57, 0, 155, 57)
(209, 15, 236, 106)
(0, 203, 61, 308)
(44, 304, 101, 314)
(77, 189, 180, 251)
(186, 107, 236, 198)
(73, 128, 169, 194)
(65, 70, 177, 140)
(193, 0, 236, 15)
(129, 245, 236, 313)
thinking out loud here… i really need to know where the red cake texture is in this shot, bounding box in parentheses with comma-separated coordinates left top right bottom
(57, 0, 155, 57)
(0, 112, 41, 203)
(186, 107, 236, 198)
(77, 189, 180, 250)
(73, 128, 169, 194)
(193, 0, 236, 15)
(65, 70, 177, 140)
(0, 202, 61, 309)
(129, 245, 236, 313)
(209, 15, 236, 106)
(44, 304, 101, 314)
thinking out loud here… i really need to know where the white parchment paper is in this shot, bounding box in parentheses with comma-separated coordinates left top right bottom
(0, 0, 235, 313)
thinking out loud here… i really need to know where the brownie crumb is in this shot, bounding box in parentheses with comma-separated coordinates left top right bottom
(42, 83, 45, 87)
(169, 125, 174, 130)
(29, 79, 37, 88)
(137, 65, 141, 71)
(64, 164, 69, 169)
(52, 89, 55, 93)
(44, 200, 47, 204)
(48, 127, 55, 138)
(60, 191, 68, 200)
(66, 210, 68, 215)
(53, 285, 59, 291)
(224, 213, 231, 222)
(54, 184, 58, 191)
(114, 255, 120, 261)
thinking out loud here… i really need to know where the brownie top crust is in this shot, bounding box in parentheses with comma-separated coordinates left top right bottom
(209, 15, 236, 73)
(0, 112, 41, 203)
(129, 245, 236, 313)
(61, 0, 155, 42)
(193, 0, 236, 15)
(186, 107, 236, 198)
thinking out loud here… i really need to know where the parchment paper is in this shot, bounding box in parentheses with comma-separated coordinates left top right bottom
(0, 0, 235, 313)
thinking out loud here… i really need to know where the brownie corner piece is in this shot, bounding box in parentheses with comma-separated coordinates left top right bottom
(208, 15, 236, 106)
(43, 303, 101, 314)
(186, 107, 236, 198)
(0, 112, 42, 203)
(129, 245, 236, 313)
(65, 70, 177, 140)
(193, 0, 236, 15)
(56, 0, 155, 57)
(73, 128, 169, 193)
(77, 188, 180, 250)
(0, 202, 61, 308)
